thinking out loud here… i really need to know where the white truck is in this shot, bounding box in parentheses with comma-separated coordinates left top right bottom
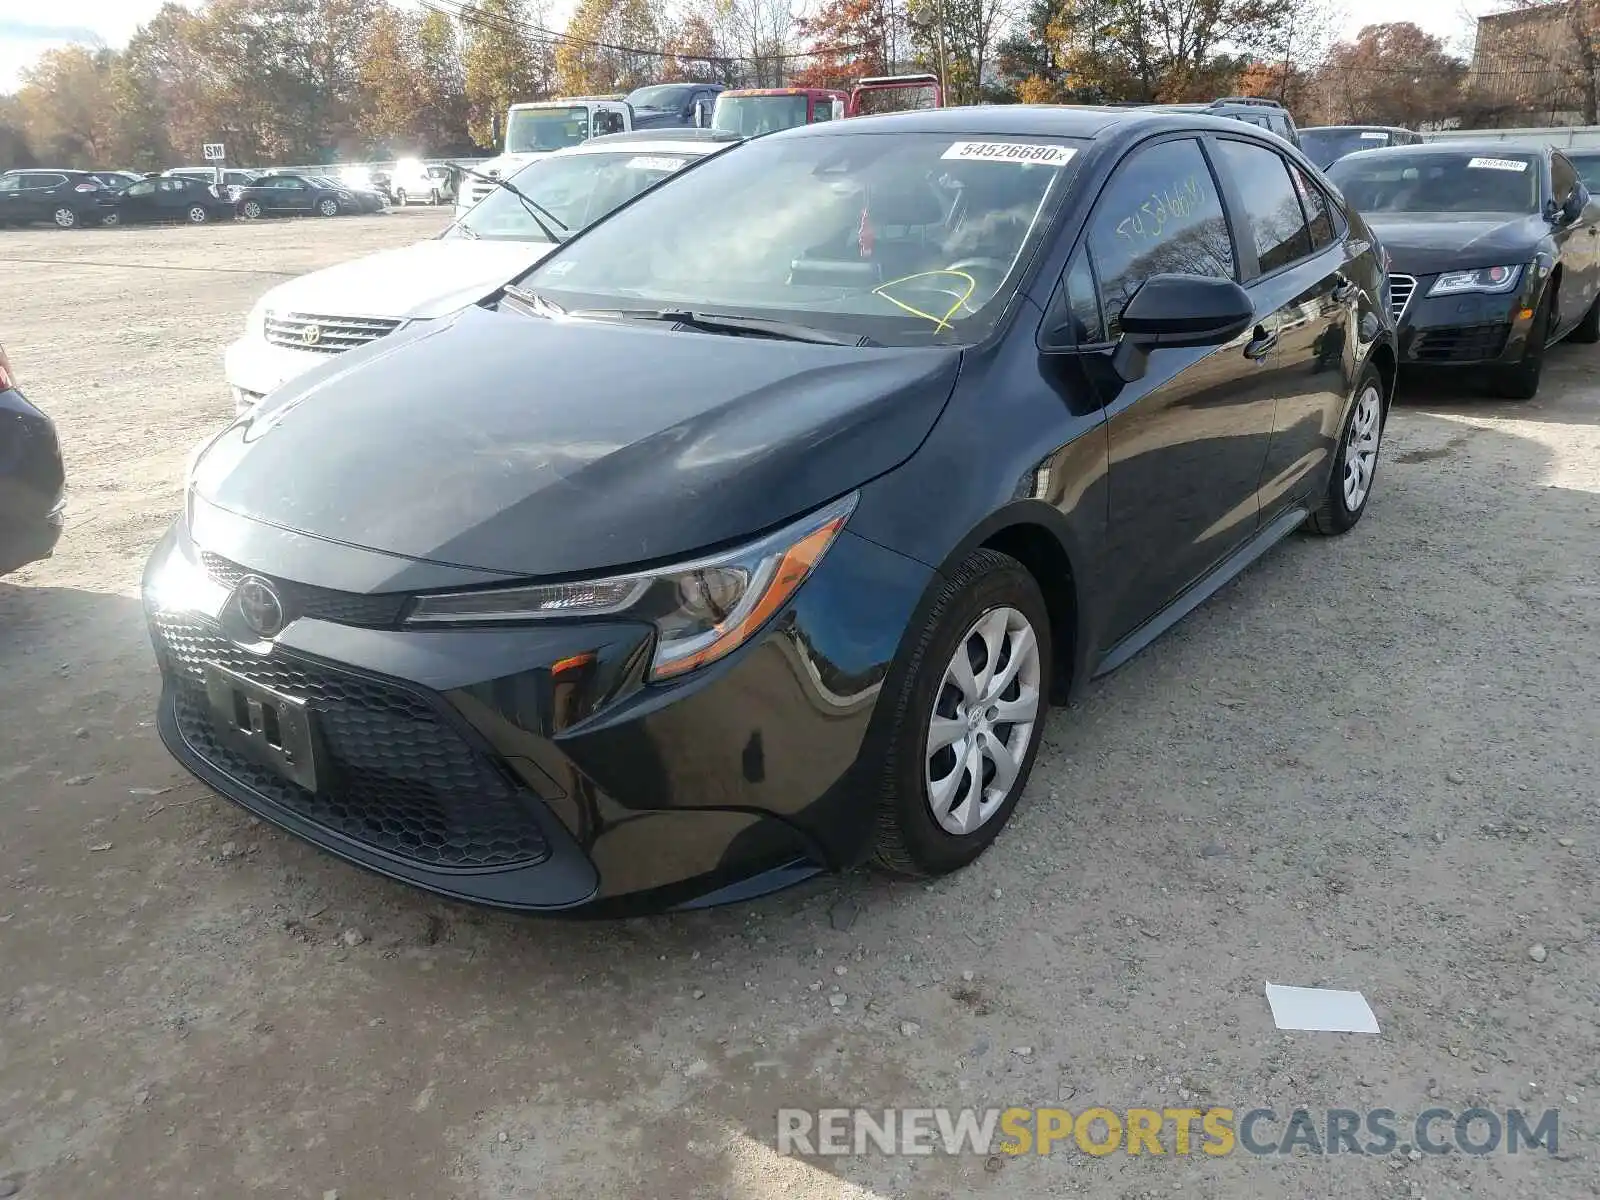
(454, 96, 633, 217)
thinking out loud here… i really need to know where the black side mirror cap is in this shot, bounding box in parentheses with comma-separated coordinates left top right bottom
(1109, 273, 1254, 382)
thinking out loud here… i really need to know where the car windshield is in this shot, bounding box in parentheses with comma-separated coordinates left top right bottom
(447, 149, 702, 242)
(627, 84, 694, 111)
(713, 94, 810, 135)
(1568, 152, 1600, 187)
(507, 107, 592, 153)
(516, 131, 1085, 345)
(853, 84, 939, 115)
(1300, 128, 1393, 168)
(1327, 151, 1541, 214)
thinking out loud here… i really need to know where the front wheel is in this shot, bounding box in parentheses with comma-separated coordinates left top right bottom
(240, 199, 263, 220)
(100, 210, 121, 227)
(1492, 289, 1551, 400)
(53, 206, 78, 229)
(187, 203, 209, 224)
(317, 198, 340, 217)
(1307, 362, 1385, 536)
(869, 549, 1053, 878)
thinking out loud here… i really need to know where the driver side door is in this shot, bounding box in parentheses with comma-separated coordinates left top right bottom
(272, 177, 311, 213)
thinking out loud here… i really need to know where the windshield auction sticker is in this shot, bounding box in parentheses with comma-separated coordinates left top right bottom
(1467, 157, 1529, 172)
(942, 142, 1076, 165)
(625, 156, 686, 172)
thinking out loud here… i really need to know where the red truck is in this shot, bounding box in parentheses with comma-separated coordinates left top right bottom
(847, 73, 944, 116)
(711, 88, 847, 136)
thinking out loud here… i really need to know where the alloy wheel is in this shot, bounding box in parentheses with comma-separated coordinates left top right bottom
(242, 200, 262, 219)
(54, 207, 76, 228)
(319, 199, 339, 216)
(101, 211, 120, 227)
(1342, 384, 1382, 512)
(188, 205, 208, 224)
(925, 606, 1042, 836)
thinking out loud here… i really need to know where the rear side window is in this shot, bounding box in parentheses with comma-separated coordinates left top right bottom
(1086, 137, 1236, 339)
(1289, 165, 1336, 250)
(1214, 139, 1313, 274)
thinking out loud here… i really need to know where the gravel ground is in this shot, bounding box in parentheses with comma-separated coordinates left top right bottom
(0, 212, 1596, 1199)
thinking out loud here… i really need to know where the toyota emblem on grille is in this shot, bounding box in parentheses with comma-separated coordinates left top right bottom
(301, 324, 322, 347)
(236, 577, 285, 639)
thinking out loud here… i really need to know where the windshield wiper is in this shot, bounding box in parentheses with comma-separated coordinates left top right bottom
(501, 284, 565, 319)
(573, 308, 879, 347)
(457, 166, 568, 243)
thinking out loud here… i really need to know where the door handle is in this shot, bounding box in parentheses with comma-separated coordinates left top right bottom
(1332, 275, 1359, 301)
(1243, 325, 1278, 361)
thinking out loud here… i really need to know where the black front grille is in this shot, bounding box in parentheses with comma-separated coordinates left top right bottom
(154, 612, 549, 870)
(1411, 323, 1510, 363)
(200, 552, 409, 628)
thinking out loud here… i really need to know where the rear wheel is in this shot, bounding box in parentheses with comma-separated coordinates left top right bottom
(1308, 362, 1385, 536)
(1492, 287, 1552, 400)
(53, 206, 78, 229)
(869, 549, 1053, 878)
(317, 197, 340, 217)
(100, 210, 121, 227)
(187, 203, 209, 224)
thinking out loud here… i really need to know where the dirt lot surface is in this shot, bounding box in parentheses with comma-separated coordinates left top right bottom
(1, 211, 1596, 1199)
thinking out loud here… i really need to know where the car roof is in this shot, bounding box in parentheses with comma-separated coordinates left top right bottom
(582, 129, 744, 148)
(1301, 124, 1407, 133)
(1335, 140, 1546, 161)
(782, 103, 1270, 142)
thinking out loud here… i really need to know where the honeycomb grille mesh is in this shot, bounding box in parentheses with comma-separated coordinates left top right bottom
(154, 612, 549, 870)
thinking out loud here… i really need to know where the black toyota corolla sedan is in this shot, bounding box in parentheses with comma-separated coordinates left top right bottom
(145, 106, 1395, 914)
(1, 343, 66, 576)
(1327, 142, 1600, 398)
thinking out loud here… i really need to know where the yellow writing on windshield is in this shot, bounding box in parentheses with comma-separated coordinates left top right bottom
(872, 270, 977, 332)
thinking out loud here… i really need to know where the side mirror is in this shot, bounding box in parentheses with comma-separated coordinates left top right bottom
(1560, 185, 1587, 224)
(1111, 274, 1254, 382)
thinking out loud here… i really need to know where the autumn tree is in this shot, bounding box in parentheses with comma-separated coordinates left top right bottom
(907, 0, 1015, 104)
(462, 0, 552, 146)
(1310, 23, 1466, 127)
(14, 46, 116, 164)
(556, 0, 663, 95)
(720, 0, 804, 87)
(416, 10, 473, 151)
(661, 9, 734, 83)
(793, 0, 903, 88)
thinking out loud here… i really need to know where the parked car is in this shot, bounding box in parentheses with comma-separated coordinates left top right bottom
(234, 174, 359, 220)
(309, 175, 387, 213)
(1566, 148, 1600, 189)
(153, 106, 1395, 914)
(624, 81, 724, 129)
(0, 342, 65, 576)
(712, 87, 846, 135)
(1299, 125, 1423, 170)
(0, 169, 107, 228)
(165, 167, 261, 197)
(96, 175, 237, 226)
(224, 130, 742, 413)
(87, 170, 144, 190)
(390, 160, 456, 206)
(1146, 97, 1300, 147)
(1327, 141, 1600, 398)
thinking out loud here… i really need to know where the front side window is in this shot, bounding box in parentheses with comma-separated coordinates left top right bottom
(507, 107, 591, 153)
(519, 131, 1085, 346)
(0, 176, 20, 192)
(1062, 249, 1104, 344)
(1214, 139, 1314, 274)
(1326, 151, 1541, 215)
(1551, 153, 1579, 204)
(449, 150, 701, 242)
(1086, 137, 1235, 339)
(126, 181, 156, 197)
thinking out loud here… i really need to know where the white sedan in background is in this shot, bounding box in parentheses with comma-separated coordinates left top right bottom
(225, 130, 743, 415)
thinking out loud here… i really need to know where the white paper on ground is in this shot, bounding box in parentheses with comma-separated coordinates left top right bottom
(1264, 983, 1380, 1034)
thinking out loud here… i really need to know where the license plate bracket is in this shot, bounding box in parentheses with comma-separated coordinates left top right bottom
(203, 663, 321, 792)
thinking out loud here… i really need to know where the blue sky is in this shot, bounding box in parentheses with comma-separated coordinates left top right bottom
(0, 0, 1488, 93)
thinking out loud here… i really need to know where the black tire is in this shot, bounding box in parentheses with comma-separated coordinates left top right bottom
(53, 206, 78, 229)
(1492, 287, 1552, 400)
(100, 210, 121, 227)
(241, 199, 263, 220)
(1569, 289, 1600, 344)
(187, 203, 209, 224)
(1308, 361, 1386, 536)
(868, 549, 1053, 878)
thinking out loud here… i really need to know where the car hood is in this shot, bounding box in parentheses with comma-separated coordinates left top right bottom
(255, 239, 556, 322)
(1364, 213, 1550, 275)
(193, 305, 961, 577)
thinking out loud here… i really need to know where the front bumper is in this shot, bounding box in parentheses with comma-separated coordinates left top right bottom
(141, 515, 932, 913)
(224, 336, 330, 411)
(1394, 269, 1542, 366)
(0, 504, 63, 575)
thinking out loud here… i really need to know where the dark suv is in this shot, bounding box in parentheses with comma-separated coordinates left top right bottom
(1147, 97, 1301, 148)
(0, 169, 107, 229)
(148, 105, 1393, 914)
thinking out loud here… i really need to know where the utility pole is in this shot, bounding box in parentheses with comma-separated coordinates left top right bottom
(936, 0, 948, 94)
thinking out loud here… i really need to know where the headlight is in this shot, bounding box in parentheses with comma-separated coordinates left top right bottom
(406, 493, 858, 680)
(1426, 265, 1523, 297)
